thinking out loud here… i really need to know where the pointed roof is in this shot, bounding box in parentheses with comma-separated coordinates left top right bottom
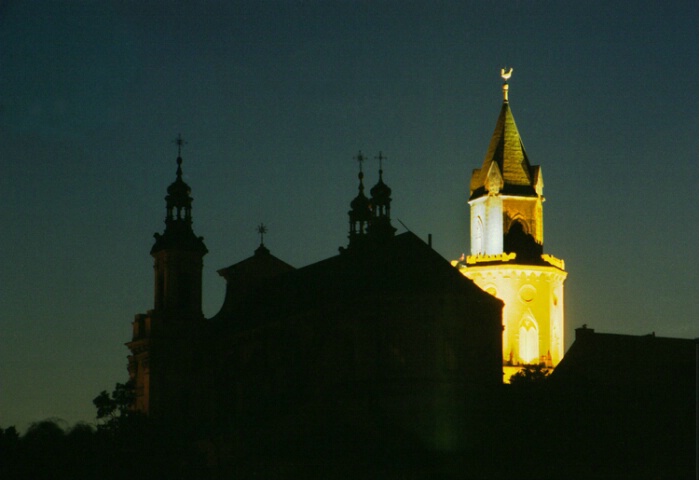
(216, 243, 295, 284)
(470, 81, 539, 199)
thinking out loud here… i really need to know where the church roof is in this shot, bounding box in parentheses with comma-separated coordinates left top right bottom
(217, 243, 295, 282)
(213, 231, 501, 331)
(470, 96, 538, 199)
(210, 243, 295, 322)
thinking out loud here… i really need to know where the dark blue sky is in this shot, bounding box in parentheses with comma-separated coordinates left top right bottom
(1, 1, 697, 431)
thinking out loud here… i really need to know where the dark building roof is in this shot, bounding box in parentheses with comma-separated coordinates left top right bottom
(544, 326, 697, 479)
(212, 231, 502, 332)
(551, 325, 697, 389)
(211, 243, 295, 322)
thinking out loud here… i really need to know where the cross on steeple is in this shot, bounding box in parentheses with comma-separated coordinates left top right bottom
(375, 151, 387, 171)
(174, 133, 187, 157)
(354, 150, 366, 173)
(257, 223, 267, 245)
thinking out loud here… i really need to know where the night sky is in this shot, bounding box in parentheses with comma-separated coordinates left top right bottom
(1, 1, 697, 431)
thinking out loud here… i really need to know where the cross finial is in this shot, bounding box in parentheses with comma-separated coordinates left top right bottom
(354, 150, 366, 173)
(257, 223, 267, 245)
(174, 133, 187, 157)
(375, 151, 387, 171)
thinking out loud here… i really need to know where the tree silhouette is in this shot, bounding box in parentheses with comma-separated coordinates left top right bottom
(508, 363, 550, 386)
(92, 381, 137, 432)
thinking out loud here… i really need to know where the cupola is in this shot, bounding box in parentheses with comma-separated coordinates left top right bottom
(367, 151, 396, 240)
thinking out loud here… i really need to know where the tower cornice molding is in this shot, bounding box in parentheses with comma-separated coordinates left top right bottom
(455, 262, 567, 279)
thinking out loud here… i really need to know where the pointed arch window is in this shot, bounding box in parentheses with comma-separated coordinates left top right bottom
(508, 216, 529, 236)
(518, 316, 539, 364)
(474, 216, 484, 255)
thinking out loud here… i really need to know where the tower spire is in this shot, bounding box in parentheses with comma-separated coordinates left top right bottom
(368, 151, 396, 240)
(347, 151, 372, 248)
(152, 135, 207, 255)
(174, 134, 187, 178)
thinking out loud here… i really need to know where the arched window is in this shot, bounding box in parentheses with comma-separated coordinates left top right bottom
(508, 216, 529, 236)
(519, 317, 539, 364)
(474, 216, 484, 254)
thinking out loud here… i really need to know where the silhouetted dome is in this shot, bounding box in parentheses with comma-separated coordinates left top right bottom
(350, 190, 371, 212)
(152, 153, 207, 255)
(350, 170, 371, 222)
(370, 173, 391, 202)
(167, 157, 191, 199)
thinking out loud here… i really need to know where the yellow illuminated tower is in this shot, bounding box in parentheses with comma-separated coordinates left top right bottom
(453, 69, 567, 381)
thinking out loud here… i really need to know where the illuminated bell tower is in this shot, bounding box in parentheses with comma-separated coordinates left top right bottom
(453, 70, 567, 381)
(127, 135, 208, 417)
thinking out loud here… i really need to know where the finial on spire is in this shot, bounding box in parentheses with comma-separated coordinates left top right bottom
(375, 151, 387, 173)
(500, 67, 513, 102)
(501, 67, 513, 82)
(174, 133, 187, 157)
(257, 223, 267, 245)
(173, 134, 187, 177)
(354, 150, 366, 176)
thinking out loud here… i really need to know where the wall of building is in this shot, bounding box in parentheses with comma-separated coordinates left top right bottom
(457, 264, 566, 371)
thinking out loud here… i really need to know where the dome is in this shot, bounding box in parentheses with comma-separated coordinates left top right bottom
(370, 171, 391, 203)
(167, 157, 191, 198)
(350, 171, 371, 218)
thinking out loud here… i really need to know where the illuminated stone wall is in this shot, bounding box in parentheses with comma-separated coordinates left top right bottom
(455, 262, 566, 370)
(461, 182, 565, 377)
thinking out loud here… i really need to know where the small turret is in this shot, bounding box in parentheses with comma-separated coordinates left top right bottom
(348, 151, 372, 249)
(151, 135, 207, 317)
(367, 151, 396, 241)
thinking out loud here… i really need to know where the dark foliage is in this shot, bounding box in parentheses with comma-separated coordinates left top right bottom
(0, 383, 209, 480)
(1, 374, 692, 480)
(93, 380, 136, 431)
(508, 363, 550, 386)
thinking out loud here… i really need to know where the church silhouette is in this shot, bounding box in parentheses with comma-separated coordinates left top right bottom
(124, 80, 696, 479)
